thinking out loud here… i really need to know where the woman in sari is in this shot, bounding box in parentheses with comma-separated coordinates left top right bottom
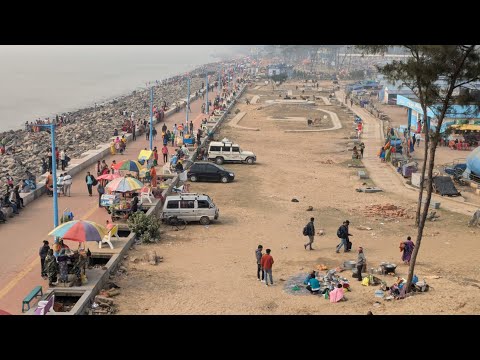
(150, 166, 157, 188)
(400, 236, 415, 265)
(110, 140, 116, 155)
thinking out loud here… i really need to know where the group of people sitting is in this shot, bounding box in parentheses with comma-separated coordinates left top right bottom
(303, 270, 348, 303)
(1, 184, 24, 221)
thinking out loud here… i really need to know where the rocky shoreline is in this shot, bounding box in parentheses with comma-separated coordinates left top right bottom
(0, 62, 223, 189)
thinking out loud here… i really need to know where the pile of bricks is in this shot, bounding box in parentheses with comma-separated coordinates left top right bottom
(363, 204, 412, 219)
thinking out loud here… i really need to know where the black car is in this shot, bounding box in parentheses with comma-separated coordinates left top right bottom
(187, 162, 235, 183)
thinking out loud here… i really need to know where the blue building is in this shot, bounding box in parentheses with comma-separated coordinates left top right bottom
(396, 94, 480, 134)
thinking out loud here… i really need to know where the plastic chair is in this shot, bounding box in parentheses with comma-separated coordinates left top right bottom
(100, 225, 118, 249)
(140, 186, 153, 204)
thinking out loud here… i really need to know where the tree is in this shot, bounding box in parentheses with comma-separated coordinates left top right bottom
(358, 45, 480, 291)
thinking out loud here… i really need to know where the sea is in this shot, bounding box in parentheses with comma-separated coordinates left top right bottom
(0, 45, 235, 132)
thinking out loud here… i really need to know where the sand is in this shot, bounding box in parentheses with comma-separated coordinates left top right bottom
(111, 81, 480, 315)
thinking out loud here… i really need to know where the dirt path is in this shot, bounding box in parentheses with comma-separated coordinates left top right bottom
(112, 82, 480, 315)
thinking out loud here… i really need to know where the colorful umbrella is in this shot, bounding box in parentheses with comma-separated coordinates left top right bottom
(48, 220, 108, 242)
(97, 173, 120, 181)
(105, 176, 143, 193)
(112, 160, 144, 173)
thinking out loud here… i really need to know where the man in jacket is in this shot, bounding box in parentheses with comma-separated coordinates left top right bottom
(261, 249, 274, 286)
(336, 220, 353, 253)
(356, 247, 366, 281)
(255, 245, 264, 282)
(304, 217, 315, 250)
(85, 172, 95, 197)
(39, 240, 50, 278)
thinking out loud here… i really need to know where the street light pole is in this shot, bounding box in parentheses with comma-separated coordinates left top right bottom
(218, 66, 221, 95)
(186, 76, 190, 126)
(38, 123, 59, 230)
(205, 73, 209, 115)
(149, 86, 153, 150)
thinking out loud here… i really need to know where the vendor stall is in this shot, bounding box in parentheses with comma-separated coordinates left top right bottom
(138, 150, 154, 168)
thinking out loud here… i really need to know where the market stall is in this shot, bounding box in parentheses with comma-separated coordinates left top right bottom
(104, 176, 144, 221)
(48, 220, 108, 286)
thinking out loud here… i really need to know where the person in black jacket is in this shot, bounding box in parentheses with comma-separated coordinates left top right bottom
(39, 240, 50, 278)
(304, 217, 315, 250)
(336, 220, 353, 253)
(85, 172, 95, 197)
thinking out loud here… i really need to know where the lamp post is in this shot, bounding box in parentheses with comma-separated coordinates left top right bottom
(38, 123, 59, 230)
(149, 86, 153, 150)
(205, 73, 209, 115)
(186, 76, 190, 126)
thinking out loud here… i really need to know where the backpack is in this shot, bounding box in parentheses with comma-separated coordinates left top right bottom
(302, 225, 309, 236)
(337, 226, 344, 238)
(92, 176, 98, 186)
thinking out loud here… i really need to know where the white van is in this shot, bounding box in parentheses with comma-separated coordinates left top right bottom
(207, 138, 256, 165)
(161, 193, 219, 225)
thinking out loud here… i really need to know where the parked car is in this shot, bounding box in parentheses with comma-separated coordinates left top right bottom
(187, 162, 235, 183)
(161, 193, 219, 225)
(207, 138, 256, 165)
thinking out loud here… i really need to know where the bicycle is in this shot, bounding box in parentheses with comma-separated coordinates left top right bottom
(166, 216, 187, 230)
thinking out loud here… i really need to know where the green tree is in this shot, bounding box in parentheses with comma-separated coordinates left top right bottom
(128, 211, 161, 244)
(358, 45, 480, 291)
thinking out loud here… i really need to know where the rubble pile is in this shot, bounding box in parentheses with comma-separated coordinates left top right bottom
(363, 204, 412, 219)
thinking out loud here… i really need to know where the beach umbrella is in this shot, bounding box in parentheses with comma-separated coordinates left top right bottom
(48, 220, 108, 243)
(105, 176, 143, 193)
(112, 159, 144, 173)
(0, 309, 12, 315)
(97, 173, 120, 181)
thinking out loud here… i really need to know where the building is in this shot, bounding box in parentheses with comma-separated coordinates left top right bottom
(267, 63, 293, 77)
(396, 94, 480, 134)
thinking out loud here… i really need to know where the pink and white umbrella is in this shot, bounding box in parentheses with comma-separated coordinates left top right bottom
(97, 173, 120, 181)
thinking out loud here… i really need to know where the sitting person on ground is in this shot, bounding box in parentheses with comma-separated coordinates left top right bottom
(329, 283, 346, 303)
(303, 270, 316, 285)
(3, 189, 19, 214)
(306, 273, 321, 294)
(13, 185, 24, 209)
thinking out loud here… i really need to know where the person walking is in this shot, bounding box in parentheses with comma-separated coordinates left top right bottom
(162, 144, 169, 164)
(356, 247, 366, 281)
(63, 173, 72, 197)
(85, 171, 95, 197)
(97, 180, 105, 207)
(359, 142, 365, 159)
(261, 249, 274, 286)
(189, 120, 194, 135)
(255, 245, 264, 282)
(60, 149, 66, 171)
(400, 236, 415, 265)
(39, 240, 50, 278)
(132, 123, 136, 141)
(336, 220, 352, 253)
(304, 217, 316, 250)
(153, 146, 159, 166)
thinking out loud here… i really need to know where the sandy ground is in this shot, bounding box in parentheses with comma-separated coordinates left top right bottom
(112, 82, 480, 315)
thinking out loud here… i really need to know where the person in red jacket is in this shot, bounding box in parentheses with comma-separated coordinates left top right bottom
(261, 249, 274, 286)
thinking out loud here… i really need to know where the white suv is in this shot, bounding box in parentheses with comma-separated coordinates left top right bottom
(207, 138, 256, 165)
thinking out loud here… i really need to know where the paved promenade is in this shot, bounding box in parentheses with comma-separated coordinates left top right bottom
(0, 89, 217, 314)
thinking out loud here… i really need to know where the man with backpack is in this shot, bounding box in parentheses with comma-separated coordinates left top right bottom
(85, 171, 96, 197)
(303, 217, 315, 250)
(336, 220, 353, 253)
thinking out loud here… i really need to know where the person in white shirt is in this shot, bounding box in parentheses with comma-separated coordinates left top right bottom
(57, 174, 65, 196)
(60, 150, 66, 171)
(63, 173, 73, 197)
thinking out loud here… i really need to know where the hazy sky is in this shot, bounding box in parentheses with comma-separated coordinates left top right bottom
(0, 45, 241, 131)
